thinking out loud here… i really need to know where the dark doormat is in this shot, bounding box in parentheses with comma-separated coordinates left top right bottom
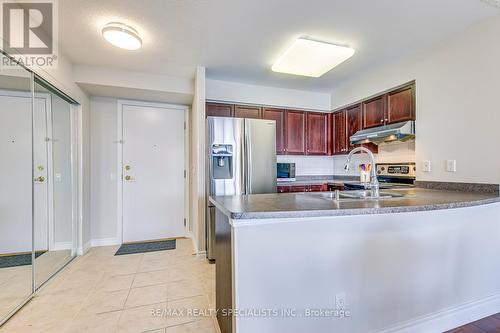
(0, 251, 45, 269)
(115, 239, 176, 256)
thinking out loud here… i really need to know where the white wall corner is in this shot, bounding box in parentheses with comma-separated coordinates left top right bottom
(189, 66, 206, 255)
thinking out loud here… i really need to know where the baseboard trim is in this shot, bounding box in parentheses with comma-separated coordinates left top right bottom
(77, 240, 91, 256)
(52, 242, 73, 251)
(90, 237, 121, 247)
(377, 292, 500, 333)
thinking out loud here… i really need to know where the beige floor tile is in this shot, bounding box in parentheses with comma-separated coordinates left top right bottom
(0, 239, 223, 333)
(80, 289, 129, 315)
(116, 302, 168, 333)
(133, 269, 169, 288)
(95, 273, 135, 292)
(167, 279, 206, 301)
(139, 258, 170, 273)
(64, 310, 121, 333)
(125, 284, 168, 308)
(166, 295, 211, 327)
(166, 318, 217, 333)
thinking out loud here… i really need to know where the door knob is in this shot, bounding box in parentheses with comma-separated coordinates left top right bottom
(34, 176, 45, 182)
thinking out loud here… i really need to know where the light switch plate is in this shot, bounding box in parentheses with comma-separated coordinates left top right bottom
(446, 160, 456, 172)
(422, 160, 431, 172)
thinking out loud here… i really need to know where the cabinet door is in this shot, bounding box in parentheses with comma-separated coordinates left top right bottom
(262, 108, 285, 154)
(277, 186, 290, 193)
(206, 102, 234, 117)
(284, 110, 306, 155)
(362, 95, 386, 128)
(333, 110, 347, 154)
(234, 105, 262, 119)
(308, 185, 324, 192)
(290, 186, 306, 192)
(346, 104, 362, 151)
(387, 84, 415, 124)
(306, 112, 330, 155)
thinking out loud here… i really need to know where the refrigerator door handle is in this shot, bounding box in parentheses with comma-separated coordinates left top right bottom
(245, 125, 253, 194)
(243, 125, 250, 194)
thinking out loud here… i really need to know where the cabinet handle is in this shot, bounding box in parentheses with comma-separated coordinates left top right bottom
(385, 118, 388, 122)
(380, 119, 384, 123)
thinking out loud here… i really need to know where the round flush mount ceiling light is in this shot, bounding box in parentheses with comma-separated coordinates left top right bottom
(102, 22, 142, 50)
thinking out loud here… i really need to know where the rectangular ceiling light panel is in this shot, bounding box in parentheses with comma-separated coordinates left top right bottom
(272, 38, 355, 78)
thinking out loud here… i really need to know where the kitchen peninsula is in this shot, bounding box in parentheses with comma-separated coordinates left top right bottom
(210, 187, 500, 333)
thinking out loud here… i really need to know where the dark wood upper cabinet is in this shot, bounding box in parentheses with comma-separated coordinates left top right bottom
(362, 95, 386, 128)
(234, 105, 262, 119)
(262, 108, 285, 154)
(387, 84, 415, 124)
(305, 112, 331, 156)
(284, 110, 306, 155)
(346, 104, 363, 151)
(206, 102, 234, 117)
(333, 110, 347, 154)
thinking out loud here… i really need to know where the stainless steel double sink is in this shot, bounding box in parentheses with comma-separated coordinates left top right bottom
(315, 190, 405, 201)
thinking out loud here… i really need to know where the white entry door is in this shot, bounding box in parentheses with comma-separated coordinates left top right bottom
(0, 93, 49, 253)
(121, 103, 185, 243)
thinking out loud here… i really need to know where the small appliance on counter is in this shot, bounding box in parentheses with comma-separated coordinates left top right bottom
(344, 162, 416, 190)
(277, 163, 296, 182)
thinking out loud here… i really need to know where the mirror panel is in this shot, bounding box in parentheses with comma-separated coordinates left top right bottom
(33, 78, 76, 289)
(0, 55, 34, 322)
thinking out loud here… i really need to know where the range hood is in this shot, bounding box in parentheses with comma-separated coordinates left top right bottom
(350, 120, 415, 145)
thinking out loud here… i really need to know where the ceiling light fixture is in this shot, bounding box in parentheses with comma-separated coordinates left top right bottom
(272, 38, 355, 78)
(102, 22, 142, 50)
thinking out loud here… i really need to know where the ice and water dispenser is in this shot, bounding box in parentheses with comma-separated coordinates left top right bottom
(211, 144, 233, 179)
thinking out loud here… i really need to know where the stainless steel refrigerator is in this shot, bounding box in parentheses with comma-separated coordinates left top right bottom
(206, 117, 277, 261)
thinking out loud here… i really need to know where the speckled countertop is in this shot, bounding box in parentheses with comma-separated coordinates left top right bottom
(209, 188, 500, 220)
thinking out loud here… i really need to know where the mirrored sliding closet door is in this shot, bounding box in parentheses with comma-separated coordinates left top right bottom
(0, 54, 79, 325)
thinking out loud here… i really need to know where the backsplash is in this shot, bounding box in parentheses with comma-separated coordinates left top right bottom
(277, 155, 334, 176)
(278, 141, 415, 177)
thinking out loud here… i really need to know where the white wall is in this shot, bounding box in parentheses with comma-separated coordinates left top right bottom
(206, 79, 331, 111)
(331, 15, 500, 185)
(89, 97, 119, 243)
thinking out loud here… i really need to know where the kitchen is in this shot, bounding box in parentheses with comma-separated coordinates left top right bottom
(207, 76, 500, 333)
(1, 1, 500, 333)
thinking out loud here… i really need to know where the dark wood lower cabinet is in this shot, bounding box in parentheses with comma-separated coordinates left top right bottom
(215, 209, 232, 333)
(278, 184, 328, 193)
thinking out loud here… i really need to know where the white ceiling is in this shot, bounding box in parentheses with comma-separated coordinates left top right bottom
(59, 0, 498, 92)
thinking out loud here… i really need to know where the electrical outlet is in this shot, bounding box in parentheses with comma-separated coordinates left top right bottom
(422, 160, 431, 172)
(446, 160, 456, 172)
(335, 292, 346, 310)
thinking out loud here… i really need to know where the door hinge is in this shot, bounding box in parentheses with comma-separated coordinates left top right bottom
(184, 170, 186, 178)
(184, 218, 187, 226)
(184, 121, 186, 130)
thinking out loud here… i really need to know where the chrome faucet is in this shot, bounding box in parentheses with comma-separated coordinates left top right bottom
(344, 147, 380, 198)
